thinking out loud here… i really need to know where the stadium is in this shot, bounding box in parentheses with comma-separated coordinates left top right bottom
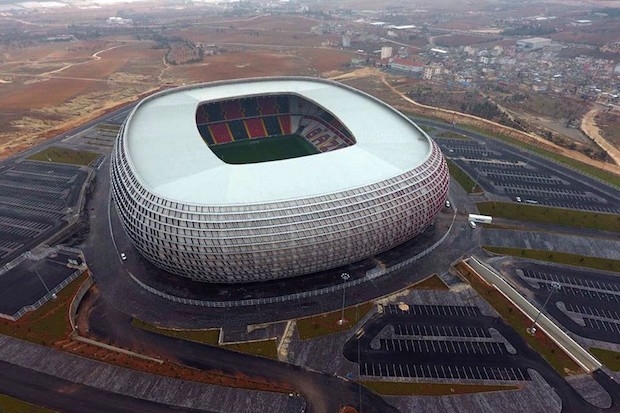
(110, 77, 450, 284)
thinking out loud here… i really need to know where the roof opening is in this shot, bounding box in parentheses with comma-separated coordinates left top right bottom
(196, 94, 356, 164)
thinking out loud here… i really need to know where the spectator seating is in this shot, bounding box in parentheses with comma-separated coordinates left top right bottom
(222, 100, 243, 120)
(209, 122, 233, 144)
(228, 120, 249, 140)
(245, 118, 267, 138)
(278, 115, 291, 134)
(263, 116, 283, 136)
(240, 98, 260, 117)
(197, 124, 214, 145)
(205, 104, 224, 122)
(258, 96, 279, 115)
(195, 95, 355, 152)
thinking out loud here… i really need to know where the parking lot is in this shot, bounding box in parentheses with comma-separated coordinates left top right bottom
(0, 248, 83, 318)
(434, 134, 620, 214)
(514, 262, 620, 344)
(345, 304, 531, 382)
(0, 160, 87, 265)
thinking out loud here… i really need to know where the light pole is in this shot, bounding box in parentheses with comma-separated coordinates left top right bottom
(527, 281, 561, 335)
(33, 264, 57, 301)
(338, 272, 350, 325)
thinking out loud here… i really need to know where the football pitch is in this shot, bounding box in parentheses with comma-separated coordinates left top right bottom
(210, 134, 319, 164)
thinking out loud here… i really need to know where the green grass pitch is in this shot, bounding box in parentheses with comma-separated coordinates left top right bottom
(210, 134, 319, 164)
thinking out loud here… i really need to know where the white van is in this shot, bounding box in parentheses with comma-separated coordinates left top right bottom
(469, 221, 477, 229)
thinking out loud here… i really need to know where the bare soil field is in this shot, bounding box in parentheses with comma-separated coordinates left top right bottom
(175, 27, 321, 49)
(170, 51, 305, 81)
(550, 24, 620, 47)
(596, 111, 620, 148)
(168, 48, 353, 83)
(0, 38, 168, 157)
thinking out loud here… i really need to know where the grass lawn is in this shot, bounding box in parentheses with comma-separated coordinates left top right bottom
(454, 261, 582, 376)
(223, 339, 278, 360)
(27, 147, 99, 167)
(0, 394, 59, 413)
(590, 347, 620, 371)
(446, 160, 481, 193)
(436, 131, 470, 140)
(477, 201, 620, 232)
(482, 246, 620, 273)
(131, 318, 220, 345)
(131, 319, 278, 359)
(210, 134, 318, 164)
(411, 274, 449, 290)
(361, 381, 519, 396)
(0, 272, 88, 345)
(297, 302, 374, 340)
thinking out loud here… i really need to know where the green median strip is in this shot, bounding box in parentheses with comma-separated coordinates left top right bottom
(477, 201, 620, 232)
(446, 160, 481, 193)
(362, 381, 519, 396)
(131, 318, 220, 345)
(0, 393, 59, 413)
(131, 318, 278, 359)
(222, 339, 278, 360)
(27, 146, 99, 166)
(590, 347, 620, 371)
(482, 246, 620, 273)
(411, 274, 449, 291)
(296, 302, 374, 340)
(455, 261, 582, 376)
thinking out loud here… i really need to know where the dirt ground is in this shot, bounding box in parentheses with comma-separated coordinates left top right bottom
(0, 11, 357, 159)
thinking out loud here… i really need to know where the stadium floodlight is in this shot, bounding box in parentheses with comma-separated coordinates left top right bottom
(527, 281, 561, 335)
(338, 272, 351, 326)
(33, 263, 57, 301)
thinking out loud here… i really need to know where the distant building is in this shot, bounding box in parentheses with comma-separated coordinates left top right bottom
(463, 46, 476, 56)
(423, 65, 441, 80)
(342, 36, 351, 48)
(430, 48, 448, 55)
(390, 58, 423, 73)
(107, 16, 132, 25)
(381, 46, 393, 59)
(516, 37, 551, 51)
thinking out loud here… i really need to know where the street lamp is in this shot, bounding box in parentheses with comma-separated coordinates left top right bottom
(527, 281, 561, 335)
(33, 264, 57, 301)
(337, 272, 351, 326)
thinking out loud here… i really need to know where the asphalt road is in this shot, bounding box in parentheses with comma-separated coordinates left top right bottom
(0, 359, 217, 413)
(82, 290, 401, 413)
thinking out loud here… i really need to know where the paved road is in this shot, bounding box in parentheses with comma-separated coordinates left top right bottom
(82, 289, 401, 413)
(0, 359, 217, 413)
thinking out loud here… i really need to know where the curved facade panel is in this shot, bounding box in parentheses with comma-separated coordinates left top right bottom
(110, 77, 450, 283)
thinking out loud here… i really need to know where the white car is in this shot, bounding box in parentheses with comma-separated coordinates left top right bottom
(120, 253, 127, 261)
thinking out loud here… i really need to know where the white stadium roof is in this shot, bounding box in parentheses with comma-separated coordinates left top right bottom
(124, 77, 431, 206)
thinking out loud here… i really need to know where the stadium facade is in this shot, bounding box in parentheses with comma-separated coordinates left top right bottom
(110, 77, 450, 283)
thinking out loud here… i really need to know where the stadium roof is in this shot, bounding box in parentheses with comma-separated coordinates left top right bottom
(123, 77, 432, 205)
